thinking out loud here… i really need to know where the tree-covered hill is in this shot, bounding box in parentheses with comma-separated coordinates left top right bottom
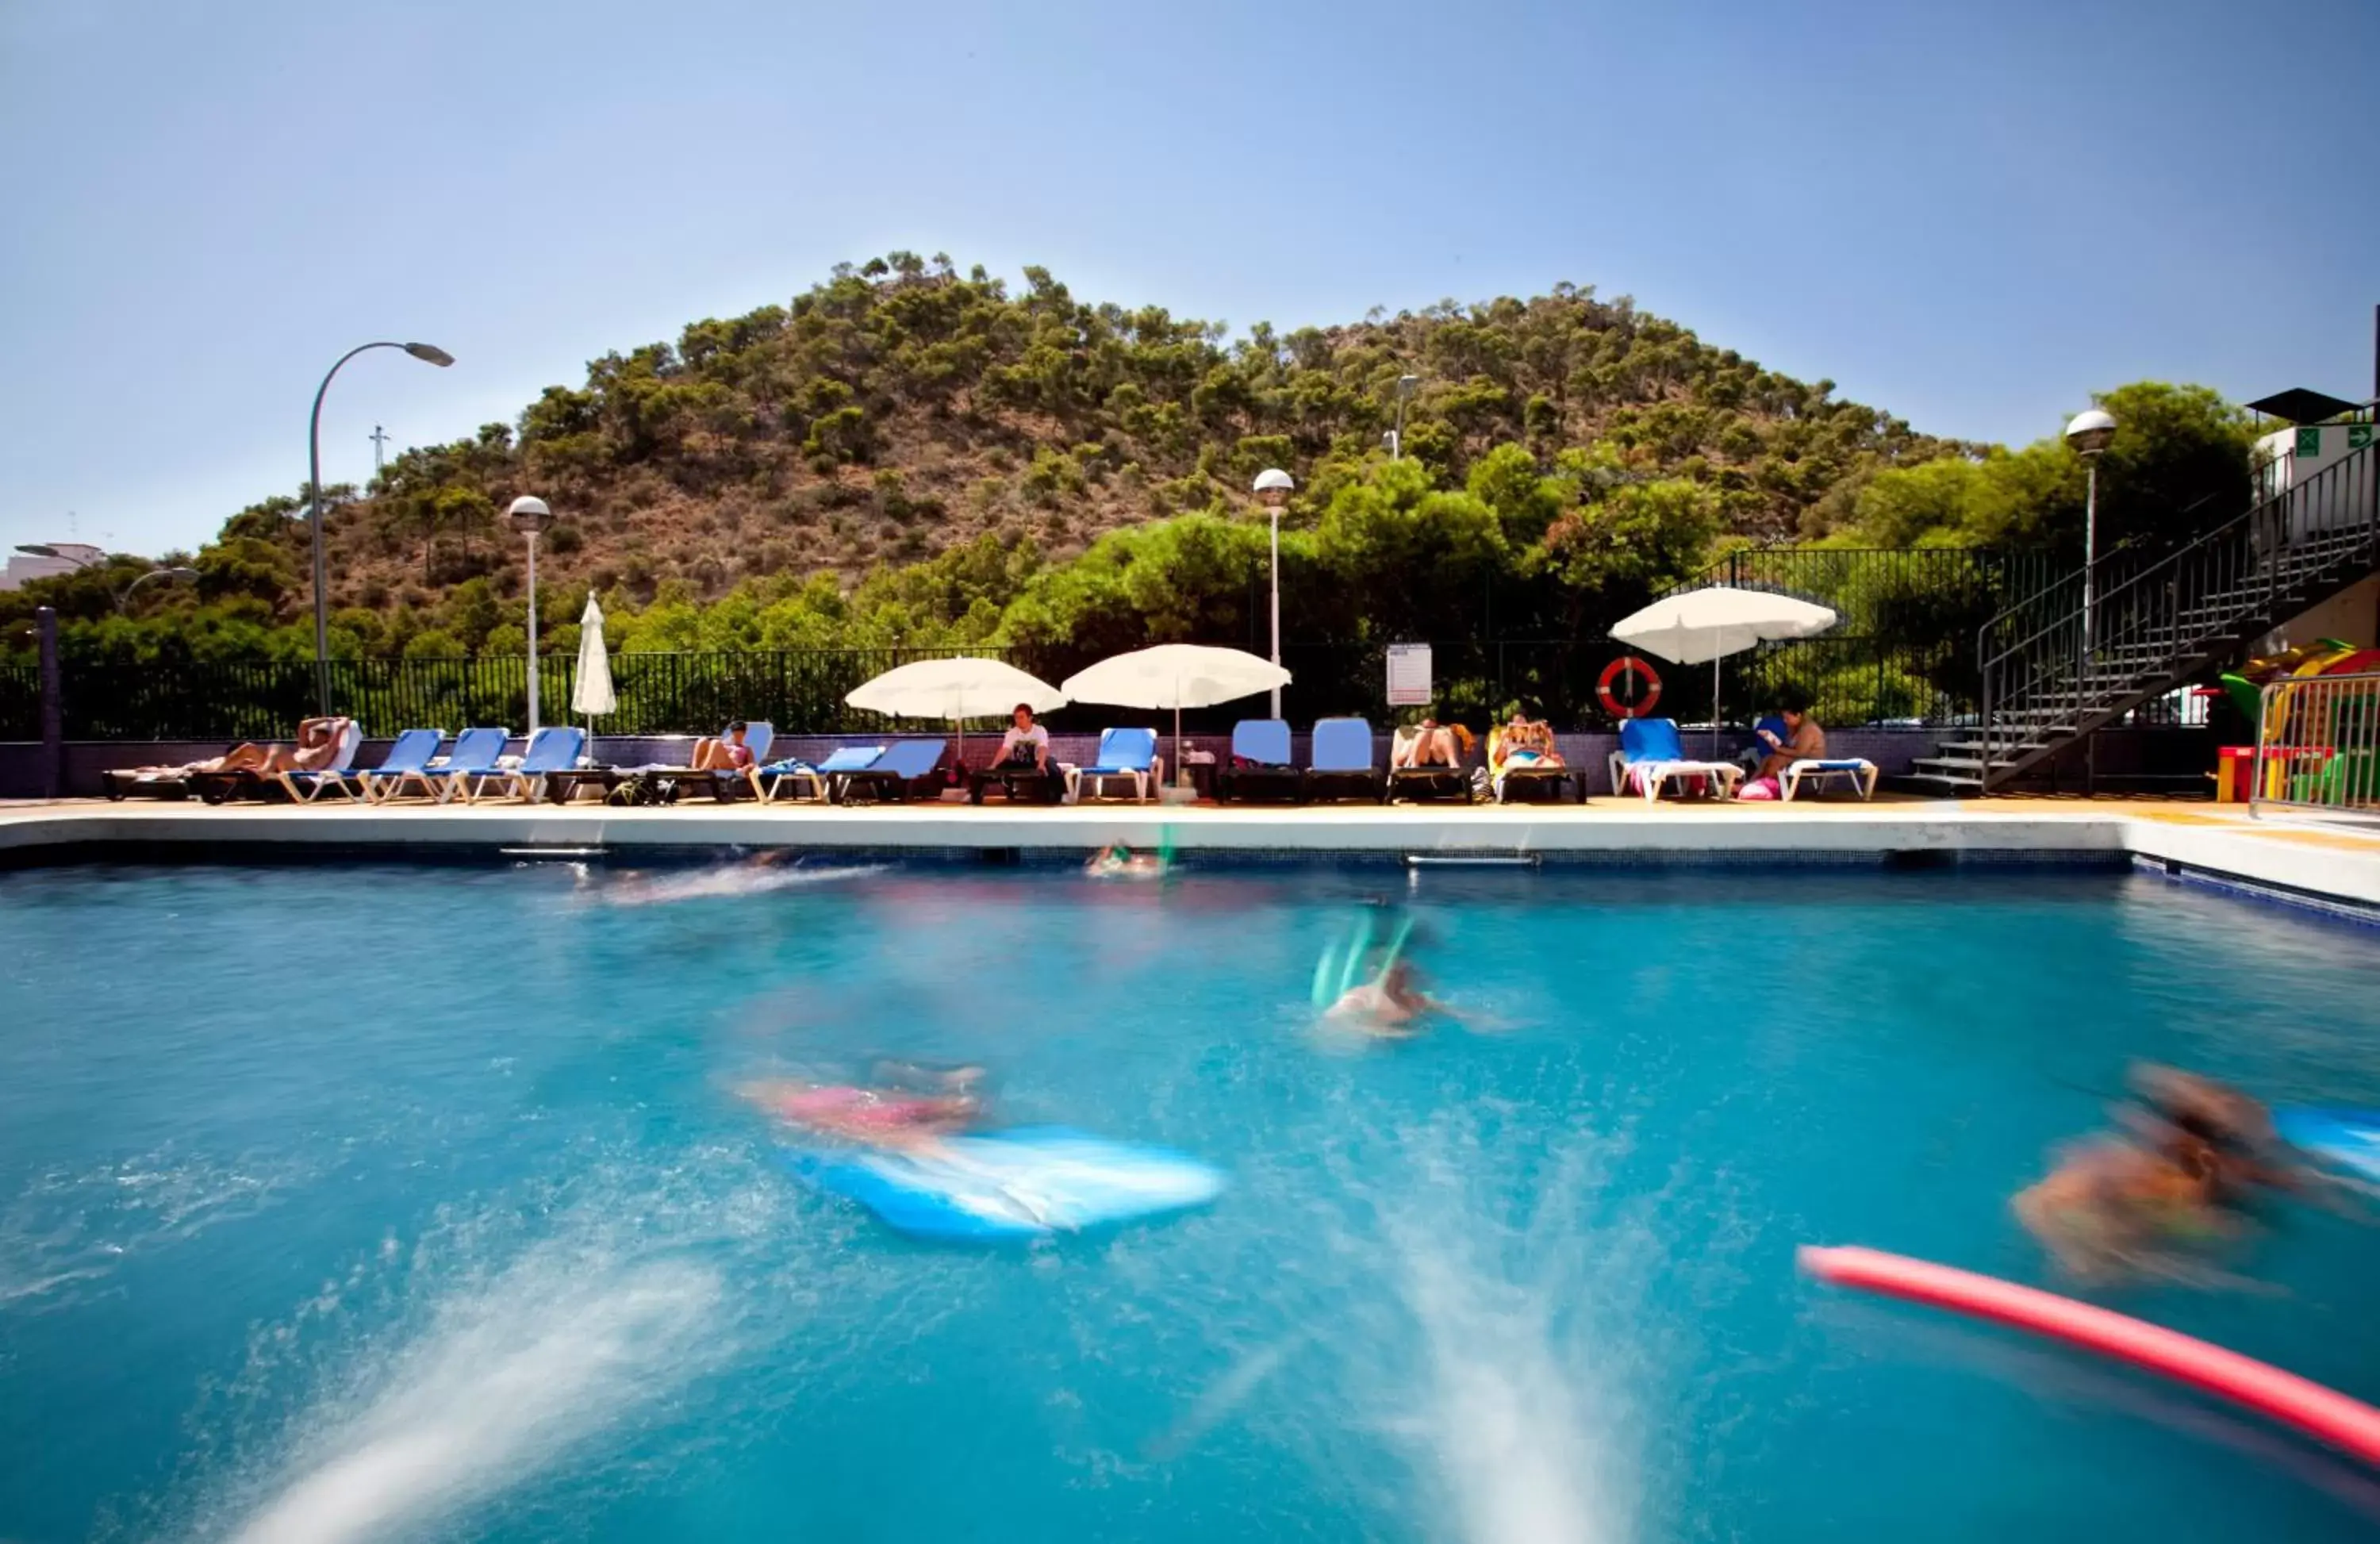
(6, 254, 2259, 686)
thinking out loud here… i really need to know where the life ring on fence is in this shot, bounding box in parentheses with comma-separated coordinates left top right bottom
(1597, 655, 1663, 719)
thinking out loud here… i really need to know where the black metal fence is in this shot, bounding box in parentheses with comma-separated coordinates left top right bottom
(5, 548, 2075, 743)
(20, 636, 1987, 743)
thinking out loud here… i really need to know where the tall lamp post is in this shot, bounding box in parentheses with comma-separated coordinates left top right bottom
(2064, 407, 2117, 650)
(308, 340, 454, 714)
(1387, 373, 1420, 459)
(1253, 468, 1296, 716)
(506, 496, 555, 732)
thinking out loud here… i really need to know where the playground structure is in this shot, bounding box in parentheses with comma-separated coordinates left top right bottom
(2235, 643, 2380, 815)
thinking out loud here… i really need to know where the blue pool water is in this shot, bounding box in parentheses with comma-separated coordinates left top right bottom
(6, 858, 2380, 1542)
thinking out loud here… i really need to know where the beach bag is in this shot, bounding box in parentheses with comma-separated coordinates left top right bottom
(1737, 775, 1780, 801)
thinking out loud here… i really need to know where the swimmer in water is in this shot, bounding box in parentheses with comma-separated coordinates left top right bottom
(1087, 843, 1166, 878)
(739, 1079, 981, 1149)
(2015, 1063, 2300, 1280)
(1327, 959, 1453, 1037)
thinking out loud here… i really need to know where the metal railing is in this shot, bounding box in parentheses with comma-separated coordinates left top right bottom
(1978, 444, 2379, 790)
(2251, 671, 2380, 821)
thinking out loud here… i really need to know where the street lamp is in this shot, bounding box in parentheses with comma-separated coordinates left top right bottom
(506, 496, 556, 732)
(12, 546, 197, 613)
(1253, 468, 1295, 716)
(308, 340, 455, 714)
(1386, 374, 1421, 459)
(2064, 407, 2117, 649)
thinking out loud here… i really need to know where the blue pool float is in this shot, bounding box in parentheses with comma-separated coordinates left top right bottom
(785, 1126, 1227, 1242)
(2275, 1106, 2380, 1182)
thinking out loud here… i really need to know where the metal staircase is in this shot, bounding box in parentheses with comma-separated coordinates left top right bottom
(1907, 444, 2379, 796)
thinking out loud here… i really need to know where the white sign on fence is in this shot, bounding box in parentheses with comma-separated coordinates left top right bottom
(1385, 643, 1433, 707)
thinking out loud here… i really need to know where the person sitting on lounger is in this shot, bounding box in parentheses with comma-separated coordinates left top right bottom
(1754, 704, 1825, 782)
(146, 716, 351, 777)
(996, 703, 1052, 773)
(689, 720, 754, 771)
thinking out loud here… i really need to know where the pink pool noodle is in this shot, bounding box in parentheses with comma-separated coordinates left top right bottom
(1799, 1244, 2380, 1468)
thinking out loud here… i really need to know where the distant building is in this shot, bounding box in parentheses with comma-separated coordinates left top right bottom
(0, 542, 105, 591)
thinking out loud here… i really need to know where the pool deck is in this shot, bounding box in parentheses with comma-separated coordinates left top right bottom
(2, 793, 2377, 913)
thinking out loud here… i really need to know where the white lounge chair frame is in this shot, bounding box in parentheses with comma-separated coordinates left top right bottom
(1605, 752, 1743, 804)
(1781, 759, 1879, 801)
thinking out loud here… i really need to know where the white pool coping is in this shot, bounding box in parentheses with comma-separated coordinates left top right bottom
(4, 797, 2377, 913)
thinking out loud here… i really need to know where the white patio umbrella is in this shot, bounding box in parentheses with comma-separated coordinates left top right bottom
(846, 655, 1069, 764)
(570, 590, 616, 730)
(1061, 643, 1292, 787)
(1609, 586, 1838, 754)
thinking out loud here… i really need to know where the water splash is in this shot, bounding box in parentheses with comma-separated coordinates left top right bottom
(227, 1254, 722, 1544)
(159, 1158, 812, 1544)
(597, 862, 887, 908)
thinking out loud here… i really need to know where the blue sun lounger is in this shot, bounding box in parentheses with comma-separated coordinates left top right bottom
(376, 726, 509, 804)
(464, 725, 588, 804)
(1219, 719, 1301, 802)
(1606, 717, 1741, 802)
(283, 726, 445, 804)
(1303, 717, 1383, 802)
(1066, 728, 1161, 803)
(755, 743, 882, 805)
(835, 738, 947, 804)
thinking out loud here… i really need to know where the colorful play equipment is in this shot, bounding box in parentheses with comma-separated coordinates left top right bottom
(1800, 1244, 2380, 1468)
(2213, 639, 2380, 803)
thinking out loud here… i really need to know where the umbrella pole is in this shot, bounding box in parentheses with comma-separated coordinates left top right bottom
(1712, 655, 1721, 759)
(1174, 702, 1184, 791)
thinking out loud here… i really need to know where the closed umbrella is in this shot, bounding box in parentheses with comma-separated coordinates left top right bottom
(570, 591, 616, 731)
(1061, 644, 1292, 787)
(846, 655, 1068, 766)
(1609, 586, 1837, 754)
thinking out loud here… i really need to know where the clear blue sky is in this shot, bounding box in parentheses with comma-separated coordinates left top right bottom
(3, 0, 2374, 559)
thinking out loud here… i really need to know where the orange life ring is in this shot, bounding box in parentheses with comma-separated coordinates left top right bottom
(1598, 655, 1662, 718)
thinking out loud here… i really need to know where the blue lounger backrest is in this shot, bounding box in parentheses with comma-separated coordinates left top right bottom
(373, 728, 447, 775)
(1089, 727, 1157, 771)
(518, 725, 585, 773)
(814, 745, 883, 773)
(1753, 713, 1789, 750)
(1309, 718, 1374, 773)
(742, 721, 776, 766)
(873, 739, 946, 778)
(441, 726, 511, 771)
(1619, 717, 1686, 763)
(1232, 719, 1292, 766)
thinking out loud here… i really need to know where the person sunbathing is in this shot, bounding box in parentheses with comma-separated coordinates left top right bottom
(689, 720, 754, 771)
(140, 716, 351, 777)
(1392, 717, 1463, 770)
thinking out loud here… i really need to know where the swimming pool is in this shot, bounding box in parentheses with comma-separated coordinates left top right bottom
(5, 858, 2379, 1542)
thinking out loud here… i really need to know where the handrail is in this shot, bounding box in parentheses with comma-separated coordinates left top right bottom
(1977, 444, 2379, 789)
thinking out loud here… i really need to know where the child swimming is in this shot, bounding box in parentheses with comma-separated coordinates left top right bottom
(739, 1079, 981, 1149)
(1326, 960, 1453, 1037)
(2014, 1063, 2303, 1280)
(1086, 843, 1167, 878)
